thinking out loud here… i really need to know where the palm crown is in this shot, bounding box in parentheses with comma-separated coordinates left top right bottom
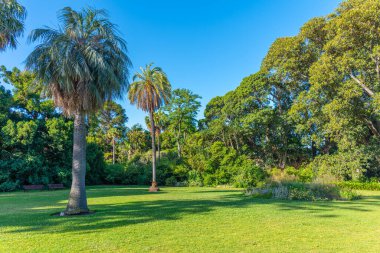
(0, 0, 26, 51)
(26, 7, 131, 115)
(128, 63, 171, 113)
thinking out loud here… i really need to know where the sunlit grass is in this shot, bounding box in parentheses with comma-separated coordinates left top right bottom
(0, 186, 379, 252)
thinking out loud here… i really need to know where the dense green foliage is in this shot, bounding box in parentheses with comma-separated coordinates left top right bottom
(175, 0, 380, 186)
(2, 0, 380, 191)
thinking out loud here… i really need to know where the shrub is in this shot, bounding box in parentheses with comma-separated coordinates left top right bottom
(123, 163, 143, 185)
(104, 163, 125, 184)
(299, 166, 314, 182)
(246, 182, 360, 201)
(165, 176, 177, 186)
(339, 188, 361, 200)
(0, 181, 19, 192)
(203, 174, 216, 186)
(188, 170, 203, 187)
(309, 182, 340, 200)
(336, 181, 380, 191)
(86, 143, 106, 185)
(308, 151, 366, 181)
(233, 164, 267, 188)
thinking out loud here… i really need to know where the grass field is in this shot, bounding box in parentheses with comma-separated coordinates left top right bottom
(0, 186, 379, 252)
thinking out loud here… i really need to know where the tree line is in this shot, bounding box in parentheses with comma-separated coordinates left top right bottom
(1, 0, 380, 214)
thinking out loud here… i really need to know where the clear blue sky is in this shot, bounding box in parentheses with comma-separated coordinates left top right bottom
(0, 0, 340, 127)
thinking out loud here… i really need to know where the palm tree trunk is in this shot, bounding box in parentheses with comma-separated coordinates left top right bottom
(65, 112, 89, 215)
(157, 130, 161, 161)
(149, 110, 158, 191)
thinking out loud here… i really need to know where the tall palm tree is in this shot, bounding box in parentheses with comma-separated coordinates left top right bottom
(26, 7, 131, 215)
(128, 63, 171, 191)
(0, 0, 26, 51)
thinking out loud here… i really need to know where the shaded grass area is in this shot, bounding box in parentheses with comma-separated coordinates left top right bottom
(0, 186, 380, 252)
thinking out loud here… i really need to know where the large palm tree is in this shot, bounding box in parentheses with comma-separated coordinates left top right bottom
(0, 0, 26, 51)
(26, 7, 131, 215)
(128, 63, 171, 191)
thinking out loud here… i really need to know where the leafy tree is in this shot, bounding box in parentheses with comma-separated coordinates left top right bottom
(145, 111, 168, 160)
(126, 124, 150, 159)
(26, 7, 131, 215)
(0, 0, 26, 51)
(89, 101, 128, 164)
(0, 66, 56, 119)
(128, 63, 171, 190)
(164, 88, 201, 157)
(0, 84, 12, 127)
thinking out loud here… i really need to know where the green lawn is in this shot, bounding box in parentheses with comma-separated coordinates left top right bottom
(0, 186, 379, 252)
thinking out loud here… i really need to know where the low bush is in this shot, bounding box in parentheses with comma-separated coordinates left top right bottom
(336, 181, 380, 191)
(233, 164, 267, 188)
(0, 181, 19, 192)
(165, 176, 177, 186)
(246, 182, 360, 201)
(188, 170, 203, 186)
(104, 164, 125, 184)
(339, 188, 361, 200)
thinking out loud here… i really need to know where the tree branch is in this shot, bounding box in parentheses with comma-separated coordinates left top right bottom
(349, 72, 375, 97)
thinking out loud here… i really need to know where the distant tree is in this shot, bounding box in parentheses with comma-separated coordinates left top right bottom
(26, 7, 131, 215)
(0, 0, 26, 51)
(128, 63, 171, 191)
(165, 88, 201, 157)
(126, 124, 150, 159)
(0, 66, 56, 119)
(145, 111, 168, 160)
(89, 101, 128, 164)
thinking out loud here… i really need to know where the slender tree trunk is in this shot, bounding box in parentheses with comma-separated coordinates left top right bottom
(157, 130, 161, 160)
(177, 138, 181, 158)
(234, 132, 240, 152)
(65, 112, 89, 215)
(177, 125, 182, 158)
(112, 137, 115, 164)
(149, 110, 158, 191)
(311, 140, 317, 158)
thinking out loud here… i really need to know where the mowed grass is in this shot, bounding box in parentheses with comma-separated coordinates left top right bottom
(0, 186, 380, 252)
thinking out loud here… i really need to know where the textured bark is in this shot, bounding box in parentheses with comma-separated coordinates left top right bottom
(65, 112, 89, 215)
(150, 110, 157, 186)
(157, 130, 161, 161)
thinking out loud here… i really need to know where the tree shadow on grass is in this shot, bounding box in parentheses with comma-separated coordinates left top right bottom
(4, 192, 250, 234)
(2, 187, 380, 235)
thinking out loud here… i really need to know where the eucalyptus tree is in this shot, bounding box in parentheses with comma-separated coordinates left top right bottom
(0, 0, 26, 51)
(26, 7, 131, 215)
(128, 63, 171, 191)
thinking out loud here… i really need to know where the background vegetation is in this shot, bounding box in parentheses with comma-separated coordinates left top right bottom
(1, 0, 380, 192)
